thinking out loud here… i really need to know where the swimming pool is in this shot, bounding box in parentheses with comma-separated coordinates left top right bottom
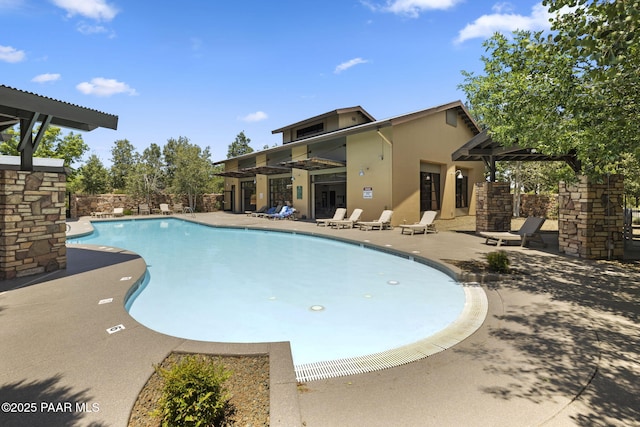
(72, 218, 467, 375)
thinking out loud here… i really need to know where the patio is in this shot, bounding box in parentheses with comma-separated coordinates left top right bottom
(0, 212, 638, 426)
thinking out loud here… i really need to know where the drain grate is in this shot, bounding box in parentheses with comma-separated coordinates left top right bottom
(294, 283, 487, 382)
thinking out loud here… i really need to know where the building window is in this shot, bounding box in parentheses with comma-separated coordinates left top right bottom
(446, 109, 458, 127)
(420, 172, 441, 211)
(296, 122, 324, 139)
(455, 176, 468, 208)
(269, 177, 293, 205)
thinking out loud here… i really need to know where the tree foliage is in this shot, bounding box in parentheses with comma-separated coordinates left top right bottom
(110, 139, 137, 191)
(167, 137, 215, 210)
(80, 154, 110, 195)
(460, 0, 640, 180)
(126, 143, 165, 204)
(227, 131, 253, 158)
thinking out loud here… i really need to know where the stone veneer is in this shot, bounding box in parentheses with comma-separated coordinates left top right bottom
(0, 170, 67, 280)
(558, 175, 624, 259)
(475, 181, 512, 233)
(71, 194, 223, 218)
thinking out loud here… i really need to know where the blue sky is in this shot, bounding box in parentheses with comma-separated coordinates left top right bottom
(1, 0, 556, 165)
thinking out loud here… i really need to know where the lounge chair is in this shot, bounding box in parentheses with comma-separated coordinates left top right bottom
(255, 203, 283, 218)
(330, 209, 363, 229)
(479, 216, 546, 247)
(399, 211, 438, 235)
(159, 203, 172, 215)
(316, 208, 346, 226)
(268, 205, 296, 220)
(139, 204, 150, 215)
(359, 210, 394, 231)
(113, 207, 124, 217)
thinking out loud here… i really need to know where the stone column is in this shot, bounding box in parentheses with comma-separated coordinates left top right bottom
(558, 175, 624, 259)
(475, 181, 512, 233)
(0, 170, 67, 280)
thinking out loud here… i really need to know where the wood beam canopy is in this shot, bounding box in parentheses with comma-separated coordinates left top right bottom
(0, 85, 118, 171)
(452, 129, 580, 181)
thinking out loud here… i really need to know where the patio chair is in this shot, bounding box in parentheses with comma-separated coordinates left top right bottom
(113, 207, 124, 217)
(139, 204, 150, 215)
(399, 211, 438, 235)
(256, 203, 283, 218)
(330, 208, 363, 229)
(479, 216, 547, 247)
(316, 208, 346, 226)
(268, 205, 296, 220)
(159, 203, 172, 215)
(359, 210, 394, 231)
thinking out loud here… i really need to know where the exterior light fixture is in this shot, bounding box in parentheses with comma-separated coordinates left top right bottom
(456, 170, 464, 179)
(359, 169, 365, 176)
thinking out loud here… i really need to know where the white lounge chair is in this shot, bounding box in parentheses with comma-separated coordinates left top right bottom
(330, 209, 363, 229)
(113, 207, 124, 217)
(399, 211, 437, 235)
(479, 216, 546, 247)
(159, 203, 172, 215)
(359, 210, 394, 231)
(316, 208, 347, 226)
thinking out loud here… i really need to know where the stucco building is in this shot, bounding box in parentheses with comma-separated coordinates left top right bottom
(216, 101, 485, 225)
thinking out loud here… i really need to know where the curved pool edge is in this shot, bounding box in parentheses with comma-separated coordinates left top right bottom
(64, 241, 301, 426)
(71, 216, 489, 383)
(157, 217, 491, 382)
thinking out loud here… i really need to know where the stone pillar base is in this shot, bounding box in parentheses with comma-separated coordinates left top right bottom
(475, 181, 512, 233)
(0, 170, 67, 280)
(558, 175, 624, 260)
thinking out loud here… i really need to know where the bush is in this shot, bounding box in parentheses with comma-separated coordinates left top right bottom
(153, 354, 232, 427)
(486, 250, 510, 273)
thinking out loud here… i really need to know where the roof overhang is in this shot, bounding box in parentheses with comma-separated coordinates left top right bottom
(280, 157, 346, 171)
(452, 129, 580, 180)
(0, 85, 118, 171)
(0, 85, 118, 131)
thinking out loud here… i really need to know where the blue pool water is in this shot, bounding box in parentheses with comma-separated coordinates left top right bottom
(72, 218, 465, 366)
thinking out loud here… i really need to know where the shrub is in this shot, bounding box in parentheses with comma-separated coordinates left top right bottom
(153, 354, 232, 427)
(486, 250, 510, 273)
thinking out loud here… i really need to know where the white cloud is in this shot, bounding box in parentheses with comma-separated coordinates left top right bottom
(32, 73, 61, 83)
(240, 111, 268, 123)
(364, 0, 461, 18)
(455, 3, 553, 44)
(76, 77, 137, 97)
(334, 57, 369, 74)
(0, 44, 25, 63)
(51, 0, 119, 21)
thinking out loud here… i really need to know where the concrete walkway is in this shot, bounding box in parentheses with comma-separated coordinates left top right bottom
(1, 212, 638, 426)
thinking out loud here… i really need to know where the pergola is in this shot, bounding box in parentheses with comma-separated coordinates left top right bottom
(0, 85, 118, 170)
(452, 129, 580, 181)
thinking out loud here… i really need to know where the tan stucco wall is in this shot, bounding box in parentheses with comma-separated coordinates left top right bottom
(389, 111, 484, 223)
(346, 131, 393, 222)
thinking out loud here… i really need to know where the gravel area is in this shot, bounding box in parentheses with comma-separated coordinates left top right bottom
(128, 353, 269, 427)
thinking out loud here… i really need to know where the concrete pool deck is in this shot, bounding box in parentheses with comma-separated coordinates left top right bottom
(1, 212, 639, 426)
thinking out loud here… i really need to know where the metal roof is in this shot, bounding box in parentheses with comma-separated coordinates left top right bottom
(216, 100, 480, 166)
(271, 106, 375, 134)
(0, 85, 118, 171)
(0, 85, 118, 132)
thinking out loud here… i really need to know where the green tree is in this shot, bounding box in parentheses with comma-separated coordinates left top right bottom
(461, 1, 640, 179)
(110, 139, 137, 191)
(227, 131, 253, 158)
(79, 154, 110, 195)
(170, 139, 215, 211)
(126, 143, 165, 204)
